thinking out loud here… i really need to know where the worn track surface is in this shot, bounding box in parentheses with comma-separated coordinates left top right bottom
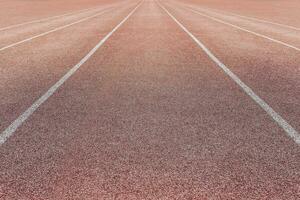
(0, 0, 299, 199)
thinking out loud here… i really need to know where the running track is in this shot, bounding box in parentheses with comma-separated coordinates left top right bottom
(0, 0, 299, 199)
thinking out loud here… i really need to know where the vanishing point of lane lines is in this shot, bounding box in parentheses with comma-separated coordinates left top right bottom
(0, 1, 143, 145)
(157, 1, 300, 145)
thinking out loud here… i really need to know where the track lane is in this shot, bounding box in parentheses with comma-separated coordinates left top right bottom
(1, 0, 299, 199)
(191, 7, 300, 32)
(0, 6, 97, 32)
(163, 1, 300, 137)
(0, 2, 138, 134)
(0, 0, 124, 28)
(0, 3, 133, 51)
(179, 5, 300, 51)
(157, 1, 300, 144)
(0, 0, 143, 145)
(171, 0, 300, 28)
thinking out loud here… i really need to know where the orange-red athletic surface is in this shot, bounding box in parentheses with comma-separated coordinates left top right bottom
(0, 0, 299, 199)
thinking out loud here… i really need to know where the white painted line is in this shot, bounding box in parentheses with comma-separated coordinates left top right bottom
(0, 7, 114, 52)
(0, 7, 95, 32)
(195, 6, 300, 31)
(157, 1, 300, 144)
(176, 5, 300, 52)
(0, 1, 143, 145)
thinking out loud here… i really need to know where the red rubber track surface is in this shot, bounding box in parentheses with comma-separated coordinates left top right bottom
(0, 0, 299, 199)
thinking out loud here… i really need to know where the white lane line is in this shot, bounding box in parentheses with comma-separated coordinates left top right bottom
(0, 6, 100, 32)
(194, 6, 300, 31)
(0, 1, 143, 145)
(0, 7, 115, 52)
(157, 1, 300, 145)
(174, 4, 300, 52)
